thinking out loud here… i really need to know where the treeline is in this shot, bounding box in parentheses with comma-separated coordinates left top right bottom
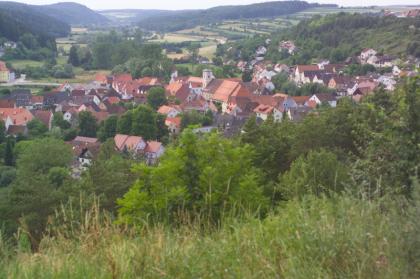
(0, 2, 69, 44)
(137, 1, 335, 32)
(74, 31, 174, 79)
(267, 13, 420, 64)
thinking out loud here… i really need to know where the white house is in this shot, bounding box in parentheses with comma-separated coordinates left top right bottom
(360, 48, 377, 61)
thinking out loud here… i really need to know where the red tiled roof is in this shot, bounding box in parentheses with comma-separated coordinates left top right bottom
(296, 65, 319, 72)
(165, 117, 181, 128)
(0, 108, 33, 125)
(254, 104, 274, 114)
(0, 99, 15, 108)
(31, 95, 44, 104)
(158, 105, 179, 115)
(292, 96, 311, 105)
(114, 134, 145, 151)
(145, 141, 162, 153)
(166, 83, 190, 102)
(33, 110, 52, 128)
(106, 96, 121, 105)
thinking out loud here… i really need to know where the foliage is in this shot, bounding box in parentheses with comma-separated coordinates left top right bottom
(118, 130, 268, 224)
(268, 13, 420, 64)
(278, 149, 350, 199)
(1, 191, 418, 278)
(146, 87, 167, 110)
(27, 119, 48, 139)
(78, 111, 97, 138)
(137, 1, 325, 32)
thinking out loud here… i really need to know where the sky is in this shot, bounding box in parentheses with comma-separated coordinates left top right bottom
(3, 0, 419, 10)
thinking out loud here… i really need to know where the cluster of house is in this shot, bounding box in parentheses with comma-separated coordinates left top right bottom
(67, 134, 164, 176)
(383, 9, 420, 18)
(0, 61, 15, 83)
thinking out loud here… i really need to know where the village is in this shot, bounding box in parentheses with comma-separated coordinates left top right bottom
(0, 36, 419, 176)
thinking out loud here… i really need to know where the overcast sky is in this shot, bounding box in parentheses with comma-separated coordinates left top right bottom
(3, 0, 420, 10)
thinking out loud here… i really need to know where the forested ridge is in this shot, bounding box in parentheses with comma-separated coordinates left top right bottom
(0, 2, 70, 41)
(266, 13, 420, 64)
(137, 1, 336, 32)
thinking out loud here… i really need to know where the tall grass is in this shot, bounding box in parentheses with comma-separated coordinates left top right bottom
(0, 194, 418, 279)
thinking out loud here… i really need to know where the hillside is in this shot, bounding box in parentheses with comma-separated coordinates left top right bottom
(270, 13, 420, 63)
(34, 2, 110, 26)
(99, 9, 177, 24)
(137, 1, 337, 32)
(0, 1, 70, 42)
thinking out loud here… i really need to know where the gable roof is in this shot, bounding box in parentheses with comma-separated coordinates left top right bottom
(114, 134, 145, 151)
(145, 141, 162, 154)
(0, 108, 33, 126)
(292, 96, 311, 105)
(33, 110, 53, 127)
(0, 99, 15, 108)
(165, 117, 182, 128)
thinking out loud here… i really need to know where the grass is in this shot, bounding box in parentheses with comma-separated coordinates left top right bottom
(0, 194, 418, 279)
(199, 44, 217, 59)
(8, 60, 43, 70)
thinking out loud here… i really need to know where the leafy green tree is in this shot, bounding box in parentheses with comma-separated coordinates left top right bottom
(98, 115, 118, 142)
(278, 149, 349, 200)
(118, 130, 268, 224)
(147, 87, 167, 110)
(4, 138, 14, 166)
(27, 119, 48, 138)
(131, 105, 157, 140)
(242, 70, 253, 82)
(117, 110, 133, 135)
(4, 138, 72, 240)
(78, 111, 97, 138)
(68, 45, 80, 67)
(0, 120, 5, 144)
(81, 141, 136, 212)
(52, 112, 71, 130)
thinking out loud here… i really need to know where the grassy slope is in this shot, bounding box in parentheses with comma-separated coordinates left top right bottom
(1, 195, 416, 279)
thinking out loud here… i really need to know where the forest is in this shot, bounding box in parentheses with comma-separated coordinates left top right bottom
(0, 77, 419, 277)
(268, 13, 420, 64)
(137, 1, 336, 32)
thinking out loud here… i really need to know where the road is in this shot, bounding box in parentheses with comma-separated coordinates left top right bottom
(0, 81, 62, 87)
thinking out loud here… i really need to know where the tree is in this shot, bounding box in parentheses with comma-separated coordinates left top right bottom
(131, 105, 157, 140)
(81, 141, 136, 212)
(78, 111, 97, 138)
(117, 110, 133, 135)
(118, 130, 268, 224)
(147, 87, 167, 110)
(27, 119, 48, 138)
(0, 120, 5, 144)
(68, 45, 80, 67)
(52, 112, 71, 130)
(242, 70, 253, 82)
(156, 113, 169, 143)
(278, 149, 349, 200)
(98, 116, 118, 142)
(5, 138, 73, 242)
(4, 138, 14, 166)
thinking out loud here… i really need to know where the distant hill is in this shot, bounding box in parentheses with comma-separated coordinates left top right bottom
(34, 2, 110, 26)
(0, 1, 70, 43)
(136, 1, 337, 32)
(99, 9, 176, 24)
(273, 13, 420, 63)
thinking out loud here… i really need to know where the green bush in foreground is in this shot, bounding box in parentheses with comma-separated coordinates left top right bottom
(0, 192, 418, 279)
